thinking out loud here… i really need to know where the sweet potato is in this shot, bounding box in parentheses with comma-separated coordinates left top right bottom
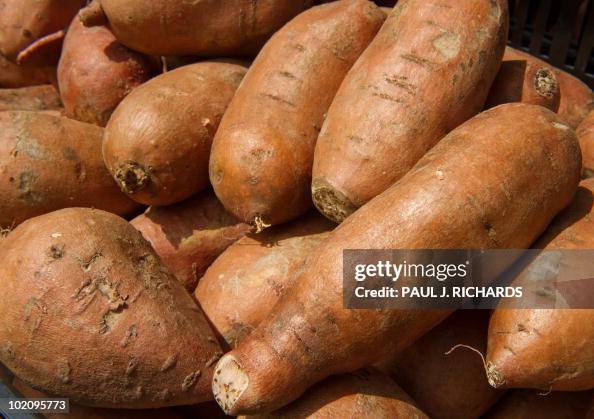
(486, 178, 594, 391)
(103, 61, 248, 206)
(239, 368, 429, 418)
(58, 18, 153, 127)
(485, 58, 560, 110)
(0, 84, 61, 112)
(79, 0, 314, 57)
(0, 54, 55, 88)
(195, 212, 333, 348)
(376, 310, 503, 419)
(505, 47, 594, 128)
(0, 111, 139, 228)
(578, 111, 594, 178)
(211, 104, 580, 415)
(483, 390, 593, 419)
(131, 190, 251, 292)
(0, 208, 222, 408)
(311, 0, 508, 223)
(0, 0, 85, 63)
(209, 0, 386, 228)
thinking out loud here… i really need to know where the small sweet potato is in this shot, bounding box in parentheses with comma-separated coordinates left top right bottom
(377, 310, 503, 419)
(0, 54, 55, 88)
(0, 111, 139, 228)
(239, 368, 429, 419)
(0, 84, 61, 112)
(103, 61, 248, 206)
(195, 212, 333, 348)
(312, 0, 508, 222)
(79, 0, 314, 57)
(483, 390, 593, 419)
(0, 208, 222, 408)
(578, 111, 594, 178)
(131, 190, 251, 292)
(209, 0, 386, 227)
(58, 18, 153, 126)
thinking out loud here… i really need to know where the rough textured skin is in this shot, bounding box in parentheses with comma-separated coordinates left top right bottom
(211, 103, 580, 415)
(578, 111, 594, 178)
(485, 58, 560, 110)
(195, 212, 333, 348)
(81, 0, 314, 56)
(103, 62, 247, 206)
(239, 368, 429, 419)
(312, 0, 508, 223)
(131, 190, 251, 292)
(0, 111, 139, 228)
(0, 85, 61, 112)
(487, 179, 594, 391)
(483, 390, 593, 419)
(0, 208, 222, 408)
(376, 311, 503, 419)
(58, 19, 153, 127)
(0, 0, 85, 62)
(505, 47, 594, 129)
(0, 55, 55, 88)
(209, 0, 386, 227)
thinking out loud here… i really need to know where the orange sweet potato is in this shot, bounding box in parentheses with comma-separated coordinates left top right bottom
(0, 208, 222, 408)
(195, 212, 333, 348)
(0, 54, 55, 88)
(578, 111, 594, 178)
(311, 0, 508, 223)
(103, 61, 248, 206)
(0, 84, 61, 112)
(58, 18, 153, 127)
(131, 190, 251, 292)
(211, 104, 580, 415)
(209, 0, 386, 228)
(483, 390, 593, 419)
(486, 178, 594, 391)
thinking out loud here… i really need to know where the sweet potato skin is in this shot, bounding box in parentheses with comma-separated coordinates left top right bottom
(0, 55, 55, 88)
(487, 179, 594, 391)
(87, 0, 314, 56)
(377, 310, 503, 419)
(212, 104, 580, 415)
(58, 19, 153, 127)
(209, 0, 386, 227)
(578, 111, 594, 178)
(240, 368, 429, 419)
(0, 111, 139, 228)
(0, 208, 222, 408)
(195, 212, 333, 348)
(131, 190, 251, 292)
(311, 0, 508, 223)
(483, 390, 593, 419)
(103, 61, 247, 206)
(0, 85, 61, 112)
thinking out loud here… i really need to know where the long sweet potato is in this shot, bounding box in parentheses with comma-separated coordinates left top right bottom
(483, 390, 593, 419)
(239, 368, 429, 418)
(209, 0, 386, 228)
(0, 85, 61, 112)
(578, 111, 594, 178)
(195, 212, 333, 348)
(311, 0, 508, 223)
(0, 208, 222, 408)
(0, 54, 54, 88)
(58, 18, 153, 127)
(103, 61, 247, 206)
(376, 310, 503, 419)
(131, 190, 251, 292)
(211, 104, 580, 415)
(79, 0, 314, 57)
(486, 178, 594, 391)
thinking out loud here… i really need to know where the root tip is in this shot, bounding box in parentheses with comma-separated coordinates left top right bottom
(212, 354, 249, 415)
(311, 179, 357, 224)
(79, 0, 107, 27)
(114, 162, 150, 195)
(252, 215, 271, 233)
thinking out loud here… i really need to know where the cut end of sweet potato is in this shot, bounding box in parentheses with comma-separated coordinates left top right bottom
(212, 354, 249, 415)
(487, 361, 506, 389)
(114, 161, 150, 195)
(534, 68, 558, 99)
(312, 178, 357, 224)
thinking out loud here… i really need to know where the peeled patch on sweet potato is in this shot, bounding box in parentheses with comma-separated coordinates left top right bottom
(0, 85, 62, 112)
(376, 310, 503, 419)
(483, 390, 593, 419)
(79, 0, 314, 57)
(211, 104, 580, 415)
(195, 212, 333, 348)
(578, 111, 594, 178)
(487, 179, 594, 391)
(0, 208, 222, 408)
(103, 61, 248, 206)
(58, 18, 153, 127)
(209, 0, 386, 228)
(0, 111, 139, 228)
(238, 368, 429, 419)
(131, 190, 251, 293)
(312, 0, 508, 223)
(0, 54, 55, 88)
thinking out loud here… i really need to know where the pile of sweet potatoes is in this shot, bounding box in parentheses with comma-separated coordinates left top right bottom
(0, 0, 593, 417)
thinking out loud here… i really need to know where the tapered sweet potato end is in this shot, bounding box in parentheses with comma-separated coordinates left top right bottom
(79, 0, 107, 27)
(212, 354, 250, 415)
(312, 178, 358, 224)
